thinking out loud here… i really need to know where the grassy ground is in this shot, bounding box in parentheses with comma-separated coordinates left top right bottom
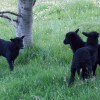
(0, 0, 100, 99)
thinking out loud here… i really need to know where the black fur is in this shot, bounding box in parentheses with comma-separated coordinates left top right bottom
(0, 36, 24, 71)
(63, 29, 100, 76)
(63, 29, 85, 53)
(68, 32, 99, 86)
(97, 44, 100, 65)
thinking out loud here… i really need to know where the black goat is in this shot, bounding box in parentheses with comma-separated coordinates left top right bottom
(0, 36, 24, 71)
(68, 32, 99, 86)
(63, 29, 85, 53)
(63, 29, 100, 76)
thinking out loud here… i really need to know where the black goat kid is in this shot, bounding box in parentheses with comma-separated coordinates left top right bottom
(68, 32, 99, 86)
(63, 29, 99, 76)
(63, 29, 85, 53)
(0, 36, 25, 71)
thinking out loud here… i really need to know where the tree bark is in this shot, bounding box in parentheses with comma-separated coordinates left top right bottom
(17, 0, 36, 47)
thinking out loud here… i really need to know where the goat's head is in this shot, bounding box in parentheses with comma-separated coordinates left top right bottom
(63, 29, 79, 45)
(10, 36, 25, 49)
(82, 31, 99, 43)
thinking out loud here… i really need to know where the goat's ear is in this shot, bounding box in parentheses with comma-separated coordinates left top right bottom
(75, 29, 79, 33)
(10, 39, 15, 42)
(21, 36, 25, 39)
(82, 32, 89, 37)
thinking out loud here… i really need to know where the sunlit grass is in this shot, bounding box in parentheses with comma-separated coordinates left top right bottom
(0, 0, 100, 99)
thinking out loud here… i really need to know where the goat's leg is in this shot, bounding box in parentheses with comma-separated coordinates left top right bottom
(88, 65, 93, 78)
(68, 68, 76, 86)
(7, 59, 14, 71)
(13, 60, 15, 65)
(81, 67, 90, 80)
(81, 68, 86, 80)
(92, 64, 97, 76)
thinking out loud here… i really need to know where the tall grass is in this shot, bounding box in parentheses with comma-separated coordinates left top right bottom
(0, 0, 100, 99)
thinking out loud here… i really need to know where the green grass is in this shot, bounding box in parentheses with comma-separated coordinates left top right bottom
(0, 0, 100, 99)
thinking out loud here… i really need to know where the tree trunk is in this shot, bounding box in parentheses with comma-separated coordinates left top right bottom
(17, 0, 36, 47)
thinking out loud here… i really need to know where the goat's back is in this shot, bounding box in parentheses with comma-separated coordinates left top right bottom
(0, 39, 11, 57)
(72, 46, 98, 67)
